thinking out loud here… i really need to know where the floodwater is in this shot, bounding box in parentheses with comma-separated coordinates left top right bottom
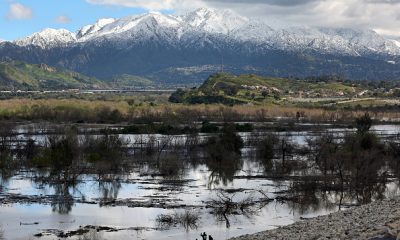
(0, 123, 399, 240)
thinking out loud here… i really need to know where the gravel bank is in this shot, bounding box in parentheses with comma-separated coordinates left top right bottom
(230, 198, 400, 240)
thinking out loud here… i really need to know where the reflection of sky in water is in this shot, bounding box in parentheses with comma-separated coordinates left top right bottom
(0, 164, 335, 240)
(0, 202, 333, 240)
(1, 123, 400, 239)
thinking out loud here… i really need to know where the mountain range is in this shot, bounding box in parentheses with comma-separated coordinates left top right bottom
(1, 8, 400, 85)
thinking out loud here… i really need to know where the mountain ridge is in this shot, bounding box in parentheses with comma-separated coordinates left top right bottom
(8, 8, 400, 57)
(1, 8, 399, 84)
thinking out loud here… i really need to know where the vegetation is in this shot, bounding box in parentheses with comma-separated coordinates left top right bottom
(110, 74, 154, 88)
(0, 96, 398, 124)
(306, 114, 391, 199)
(169, 73, 364, 105)
(156, 210, 200, 230)
(206, 124, 244, 161)
(0, 60, 106, 90)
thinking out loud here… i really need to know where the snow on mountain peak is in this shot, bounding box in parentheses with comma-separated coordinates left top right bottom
(77, 18, 116, 39)
(14, 28, 76, 48)
(392, 40, 400, 48)
(182, 8, 248, 35)
(76, 12, 184, 43)
(142, 12, 182, 28)
(9, 8, 400, 57)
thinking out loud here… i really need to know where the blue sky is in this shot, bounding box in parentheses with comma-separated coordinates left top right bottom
(0, 0, 154, 40)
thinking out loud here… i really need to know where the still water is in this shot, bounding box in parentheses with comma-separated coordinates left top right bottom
(0, 123, 399, 240)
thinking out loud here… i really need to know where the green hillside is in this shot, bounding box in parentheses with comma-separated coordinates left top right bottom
(0, 60, 107, 90)
(110, 74, 154, 88)
(169, 73, 364, 105)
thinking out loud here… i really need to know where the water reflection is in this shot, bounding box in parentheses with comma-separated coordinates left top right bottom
(205, 125, 244, 188)
(285, 175, 393, 215)
(157, 154, 186, 180)
(77, 230, 105, 240)
(51, 182, 75, 214)
(156, 210, 200, 231)
(1, 124, 400, 239)
(208, 190, 270, 228)
(206, 155, 243, 188)
(98, 180, 122, 203)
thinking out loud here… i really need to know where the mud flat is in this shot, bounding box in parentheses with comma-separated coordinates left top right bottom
(230, 198, 400, 240)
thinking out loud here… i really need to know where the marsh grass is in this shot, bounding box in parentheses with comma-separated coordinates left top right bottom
(77, 230, 104, 240)
(0, 98, 399, 124)
(156, 210, 200, 230)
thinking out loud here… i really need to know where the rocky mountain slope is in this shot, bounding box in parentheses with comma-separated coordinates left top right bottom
(0, 60, 105, 90)
(1, 8, 399, 85)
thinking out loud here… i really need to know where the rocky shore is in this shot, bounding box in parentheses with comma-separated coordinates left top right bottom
(230, 198, 400, 240)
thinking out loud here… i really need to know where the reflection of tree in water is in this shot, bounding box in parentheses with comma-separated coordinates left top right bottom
(285, 176, 389, 215)
(77, 230, 105, 240)
(0, 124, 19, 190)
(208, 190, 270, 228)
(0, 167, 15, 193)
(347, 180, 387, 205)
(292, 123, 399, 213)
(205, 124, 244, 188)
(29, 130, 131, 212)
(206, 155, 243, 188)
(97, 178, 122, 202)
(285, 179, 337, 215)
(32, 167, 83, 214)
(50, 181, 76, 214)
(94, 168, 128, 203)
(157, 154, 186, 180)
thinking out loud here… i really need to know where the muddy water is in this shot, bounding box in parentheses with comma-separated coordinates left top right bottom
(0, 124, 399, 240)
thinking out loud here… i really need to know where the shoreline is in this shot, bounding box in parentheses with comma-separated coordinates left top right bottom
(230, 198, 400, 240)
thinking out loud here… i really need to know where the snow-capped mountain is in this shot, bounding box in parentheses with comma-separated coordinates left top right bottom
(1, 8, 400, 84)
(11, 8, 400, 56)
(76, 12, 189, 45)
(392, 40, 400, 48)
(180, 8, 248, 35)
(77, 18, 116, 40)
(14, 28, 76, 49)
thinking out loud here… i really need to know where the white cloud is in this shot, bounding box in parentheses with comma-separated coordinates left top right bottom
(85, 0, 400, 38)
(86, 0, 204, 10)
(6, 3, 33, 20)
(55, 15, 71, 24)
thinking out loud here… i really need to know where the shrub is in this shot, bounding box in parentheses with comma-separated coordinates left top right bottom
(32, 127, 80, 168)
(235, 123, 254, 132)
(206, 124, 244, 161)
(355, 113, 372, 134)
(201, 121, 219, 133)
(257, 134, 279, 162)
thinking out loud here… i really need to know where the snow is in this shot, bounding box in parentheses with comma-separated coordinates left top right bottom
(392, 40, 400, 48)
(77, 12, 185, 43)
(10, 8, 400, 57)
(77, 18, 115, 39)
(14, 28, 76, 48)
(182, 8, 248, 35)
